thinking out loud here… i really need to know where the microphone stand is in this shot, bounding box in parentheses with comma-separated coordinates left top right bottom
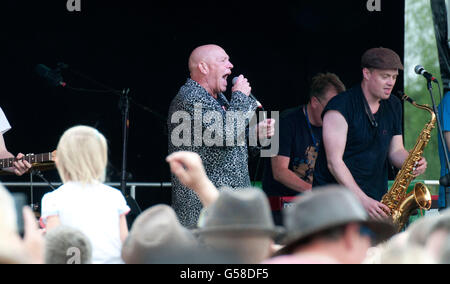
(32, 169, 57, 191)
(120, 89, 131, 197)
(425, 79, 450, 208)
(28, 169, 57, 215)
(60, 65, 142, 222)
(118, 88, 143, 222)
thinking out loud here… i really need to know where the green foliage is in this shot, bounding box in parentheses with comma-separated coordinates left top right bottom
(405, 0, 443, 183)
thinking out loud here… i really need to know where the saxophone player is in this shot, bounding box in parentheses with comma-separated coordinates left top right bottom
(313, 47, 427, 220)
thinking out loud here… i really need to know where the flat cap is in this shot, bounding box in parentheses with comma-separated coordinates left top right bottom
(361, 47, 404, 70)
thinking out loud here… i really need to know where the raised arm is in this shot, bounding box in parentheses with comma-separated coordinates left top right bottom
(166, 151, 219, 207)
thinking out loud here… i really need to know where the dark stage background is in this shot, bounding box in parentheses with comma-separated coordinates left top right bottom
(3, 1, 405, 210)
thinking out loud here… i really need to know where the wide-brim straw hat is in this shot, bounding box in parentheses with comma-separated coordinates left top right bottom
(278, 185, 396, 255)
(122, 204, 198, 264)
(194, 188, 285, 238)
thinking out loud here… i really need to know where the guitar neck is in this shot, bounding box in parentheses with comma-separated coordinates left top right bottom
(0, 152, 54, 169)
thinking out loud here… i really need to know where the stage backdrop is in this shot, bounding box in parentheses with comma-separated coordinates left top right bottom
(3, 1, 404, 209)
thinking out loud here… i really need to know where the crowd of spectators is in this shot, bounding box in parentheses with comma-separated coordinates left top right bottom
(1, 126, 448, 264)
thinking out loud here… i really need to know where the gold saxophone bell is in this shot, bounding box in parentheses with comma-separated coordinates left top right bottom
(381, 93, 435, 232)
(413, 183, 432, 210)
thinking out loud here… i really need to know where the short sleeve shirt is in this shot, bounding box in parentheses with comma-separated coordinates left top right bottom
(263, 106, 322, 196)
(41, 182, 130, 264)
(0, 107, 11, 134)
(438, 93, 450, 207)
(313, 85, 402, 201)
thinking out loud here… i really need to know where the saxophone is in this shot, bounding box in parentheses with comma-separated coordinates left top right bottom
(381, 93, 434, 232)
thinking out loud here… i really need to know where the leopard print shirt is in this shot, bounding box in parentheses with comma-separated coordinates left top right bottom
(168, 78, 258, 227)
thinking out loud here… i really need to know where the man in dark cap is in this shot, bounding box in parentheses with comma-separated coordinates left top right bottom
(313, 47, 427, 220)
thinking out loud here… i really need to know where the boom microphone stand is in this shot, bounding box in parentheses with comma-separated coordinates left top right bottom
(423, 78, 450, 208)
(117, 88, 143, 222)
(37, 63, 142, 223)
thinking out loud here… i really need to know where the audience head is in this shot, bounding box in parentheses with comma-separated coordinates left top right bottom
(0, 187, 44, 264)
(0, 185, 26, 263)
(0, 184, 18, 236)
(373, 243, 435, 264)
(122, 204, 198, 264)
(56, 125, 108, 184)
(423, 209, 450, 264)
(406, 214, 440, 248)
(195, 188, 283, 264)
(278, 185, 395, 264)
(364, 231, 435, 264)
(45, 226, 92, 264)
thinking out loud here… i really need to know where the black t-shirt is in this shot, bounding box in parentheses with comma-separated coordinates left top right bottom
(313, 85, 402, 201)
(263, 106, 322, 197)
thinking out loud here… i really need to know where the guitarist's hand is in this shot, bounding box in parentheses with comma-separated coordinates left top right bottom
(14, 153, 32, 176)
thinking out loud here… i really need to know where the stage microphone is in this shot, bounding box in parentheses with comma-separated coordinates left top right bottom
(232, 77, 263, 110)
(35, 64, 67, 87)
(415, 65, 438, 83)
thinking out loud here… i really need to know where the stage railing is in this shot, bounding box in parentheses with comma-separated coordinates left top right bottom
(2, 182, 172, 205)
(3, 180, 443, 212)
(3, 180, 442, 199)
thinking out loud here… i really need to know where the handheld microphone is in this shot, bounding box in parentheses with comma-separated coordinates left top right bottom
(35, 64, 67, 87)
(232, 77, 263, 109)
(414, 65, 438, 83)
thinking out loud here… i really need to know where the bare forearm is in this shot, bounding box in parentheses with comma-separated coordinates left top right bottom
(0, 150, 13, 159)
(194, 179, 220, 207)
(389, 149, 409, 169)
(119, 215, 129, 243)
(3, 156, 18, 174)
(327, 159, 367, 200)
(0, 151, 15, 172)
(273, 168, 312, 193)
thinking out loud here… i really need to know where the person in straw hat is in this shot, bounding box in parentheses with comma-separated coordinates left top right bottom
(167, 151, 284, 263)
(264, 185, 395, 264)
(122, 204, 240, 264)
(121, 204, 198, 264)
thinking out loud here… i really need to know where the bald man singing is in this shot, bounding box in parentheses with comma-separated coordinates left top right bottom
(168, 44, 274, 227)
